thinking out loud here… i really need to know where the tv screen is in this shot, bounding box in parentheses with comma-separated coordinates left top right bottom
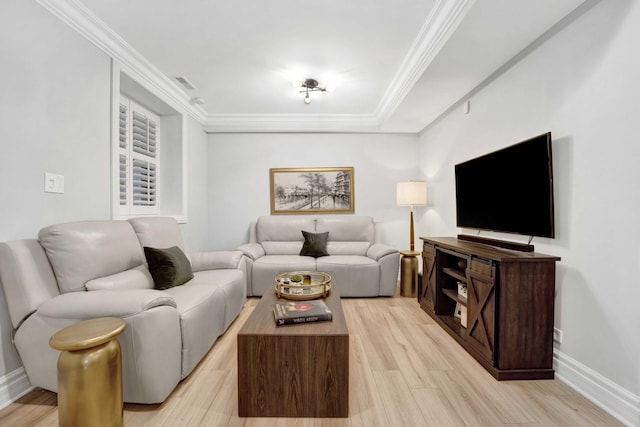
(455, 132, 555, 238)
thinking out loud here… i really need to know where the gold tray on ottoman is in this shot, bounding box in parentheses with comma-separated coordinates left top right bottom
(275, 271, 332, 300)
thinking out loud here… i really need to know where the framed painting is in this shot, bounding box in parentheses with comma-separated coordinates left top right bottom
(270, 167, 355, 214)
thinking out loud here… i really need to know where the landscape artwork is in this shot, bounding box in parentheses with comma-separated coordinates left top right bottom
(270, 167, 354, 214)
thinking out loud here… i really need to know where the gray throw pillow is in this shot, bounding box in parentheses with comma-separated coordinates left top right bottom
(299, 231, 329, 258)
(144, 246, 194, 290)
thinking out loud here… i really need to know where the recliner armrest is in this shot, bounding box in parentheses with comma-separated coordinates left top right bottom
(36, 289, 175, 319)
(236, 243, 265, 261)
(189, 250, 243, 272)
(366, 244, 398, 261)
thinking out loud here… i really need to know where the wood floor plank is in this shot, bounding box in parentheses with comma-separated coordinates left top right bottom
(431, 368, 507, 427)
(0, 389, 57, 427)
(370, 309, 436, 389)
(0, 292, 624, 427)
(372, 370, 427, 426)
(410, 387, 467, 427)
(345, 301, 399, 372)
(347, 334, 390, 427)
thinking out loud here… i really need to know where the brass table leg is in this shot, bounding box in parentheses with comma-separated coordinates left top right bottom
(50, 317, 126, 427)
(400, 250, 420, 298)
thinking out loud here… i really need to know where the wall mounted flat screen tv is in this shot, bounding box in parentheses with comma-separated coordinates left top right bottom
(455, 132, 554, 238)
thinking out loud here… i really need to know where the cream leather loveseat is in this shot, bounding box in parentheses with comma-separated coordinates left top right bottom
(0, 217, 246, 404)
(237, 215, 399, 296)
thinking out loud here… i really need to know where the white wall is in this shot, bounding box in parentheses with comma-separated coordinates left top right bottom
(181, 116, 211, 251)
(207, 133, 420, 251)
(0, 0, 112, 380)
(0, 0, 211, 395)
(418, 0, 640, 421)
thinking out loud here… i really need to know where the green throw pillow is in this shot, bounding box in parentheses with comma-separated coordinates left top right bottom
(299, 231, 329, 258)
(144, 246, 194, 290)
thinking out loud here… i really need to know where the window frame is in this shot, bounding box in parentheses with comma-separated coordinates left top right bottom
(111, 60, 188, 223)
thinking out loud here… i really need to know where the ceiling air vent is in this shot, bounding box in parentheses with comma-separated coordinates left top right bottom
(175, 76, 196, 90)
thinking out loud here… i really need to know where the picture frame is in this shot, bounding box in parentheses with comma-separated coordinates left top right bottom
(270, 167, 355, 214)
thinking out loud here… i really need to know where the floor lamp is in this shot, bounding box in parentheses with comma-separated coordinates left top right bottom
(397, 181, 427, 251)
(397, 181, 427, 297)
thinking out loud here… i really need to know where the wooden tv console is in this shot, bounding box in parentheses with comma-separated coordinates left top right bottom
(419, 237, 560, 380)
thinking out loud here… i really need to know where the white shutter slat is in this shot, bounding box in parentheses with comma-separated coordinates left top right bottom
(119, 96, 159, 214)
(130, 111, 157, 158)
(119, 154, 127, 205)
(132, 160, 157, 207)
(119, 103, 128, 149)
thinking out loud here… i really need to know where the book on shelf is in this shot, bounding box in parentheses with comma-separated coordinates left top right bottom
(457, 281, 468, 299)
(454, 301, 468, 328)
(273, 300, 333, 326)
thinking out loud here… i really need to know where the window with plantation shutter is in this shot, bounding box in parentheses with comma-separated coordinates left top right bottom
(118, 95, 160, 215)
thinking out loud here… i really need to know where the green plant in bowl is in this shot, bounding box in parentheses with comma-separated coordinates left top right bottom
(289, 274, 303, 283)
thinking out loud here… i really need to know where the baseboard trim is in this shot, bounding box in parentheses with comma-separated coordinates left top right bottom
(554, 349, 640, 427)
(1, 352, 638, 424)
(0, 367, 34, 411)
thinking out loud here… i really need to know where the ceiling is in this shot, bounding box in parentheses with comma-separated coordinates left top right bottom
(42, 0, 587, 133)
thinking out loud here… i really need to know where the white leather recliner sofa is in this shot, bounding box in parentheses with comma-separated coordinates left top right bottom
(0, 217, 246, 404)
(237, 215, 399, 297)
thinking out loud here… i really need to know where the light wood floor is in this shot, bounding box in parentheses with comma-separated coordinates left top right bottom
(0, 291, 624, 427)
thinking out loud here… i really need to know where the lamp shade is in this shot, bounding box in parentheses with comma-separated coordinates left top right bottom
(397, 181, 427, 206)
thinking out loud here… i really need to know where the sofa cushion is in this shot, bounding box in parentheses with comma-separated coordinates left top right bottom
(316, 255, 380, 297)
(38, 221, 146, 293)
(316, 216, 374, 255)
(190, 269, 246, 331)
(128, 217, 186, 253)
(299, 231, 330, 258)
(256, 216, 315, 255)
(163, 279, 226, 378)
(85, 265, 154, 291)
(252, 255, 317, 295)
(144, 246, 194, 290)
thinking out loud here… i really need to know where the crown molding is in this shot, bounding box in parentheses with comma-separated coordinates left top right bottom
(203, 114, 381, 133)
(36, 0, 206, 123)
(373, 0, 474, 123)
(37, 0, 471, 132)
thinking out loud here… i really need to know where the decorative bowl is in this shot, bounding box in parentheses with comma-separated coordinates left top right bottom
(275, 271, 332, 300)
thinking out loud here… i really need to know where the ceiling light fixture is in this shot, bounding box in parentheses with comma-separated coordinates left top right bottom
(292, 78, 329, 104)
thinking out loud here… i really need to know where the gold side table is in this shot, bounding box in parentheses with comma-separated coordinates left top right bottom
(400, 250, 420, 298)
(50, 317, 126, 427)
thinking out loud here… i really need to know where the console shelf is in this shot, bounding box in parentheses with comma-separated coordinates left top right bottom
(419, 236, 560, 380)
(442, 267, 466, 282)
(442, 288, 467, 306)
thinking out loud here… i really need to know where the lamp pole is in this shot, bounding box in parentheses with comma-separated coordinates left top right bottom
(409, 205, 415, 251)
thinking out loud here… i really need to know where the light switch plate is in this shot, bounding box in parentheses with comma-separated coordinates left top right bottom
(44, 172, 64, 194)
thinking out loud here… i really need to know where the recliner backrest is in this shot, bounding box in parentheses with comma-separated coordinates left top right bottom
(255, 216, 316, 255)
(38, 220, 148, 293)
(128, 217, 186, 252)
(316, 216, 374, 256)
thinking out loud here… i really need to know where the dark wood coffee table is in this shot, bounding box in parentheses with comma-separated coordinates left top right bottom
(237, 286, 349, 417)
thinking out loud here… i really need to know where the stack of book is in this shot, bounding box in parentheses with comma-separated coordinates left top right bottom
(273, 300, 333, 326)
